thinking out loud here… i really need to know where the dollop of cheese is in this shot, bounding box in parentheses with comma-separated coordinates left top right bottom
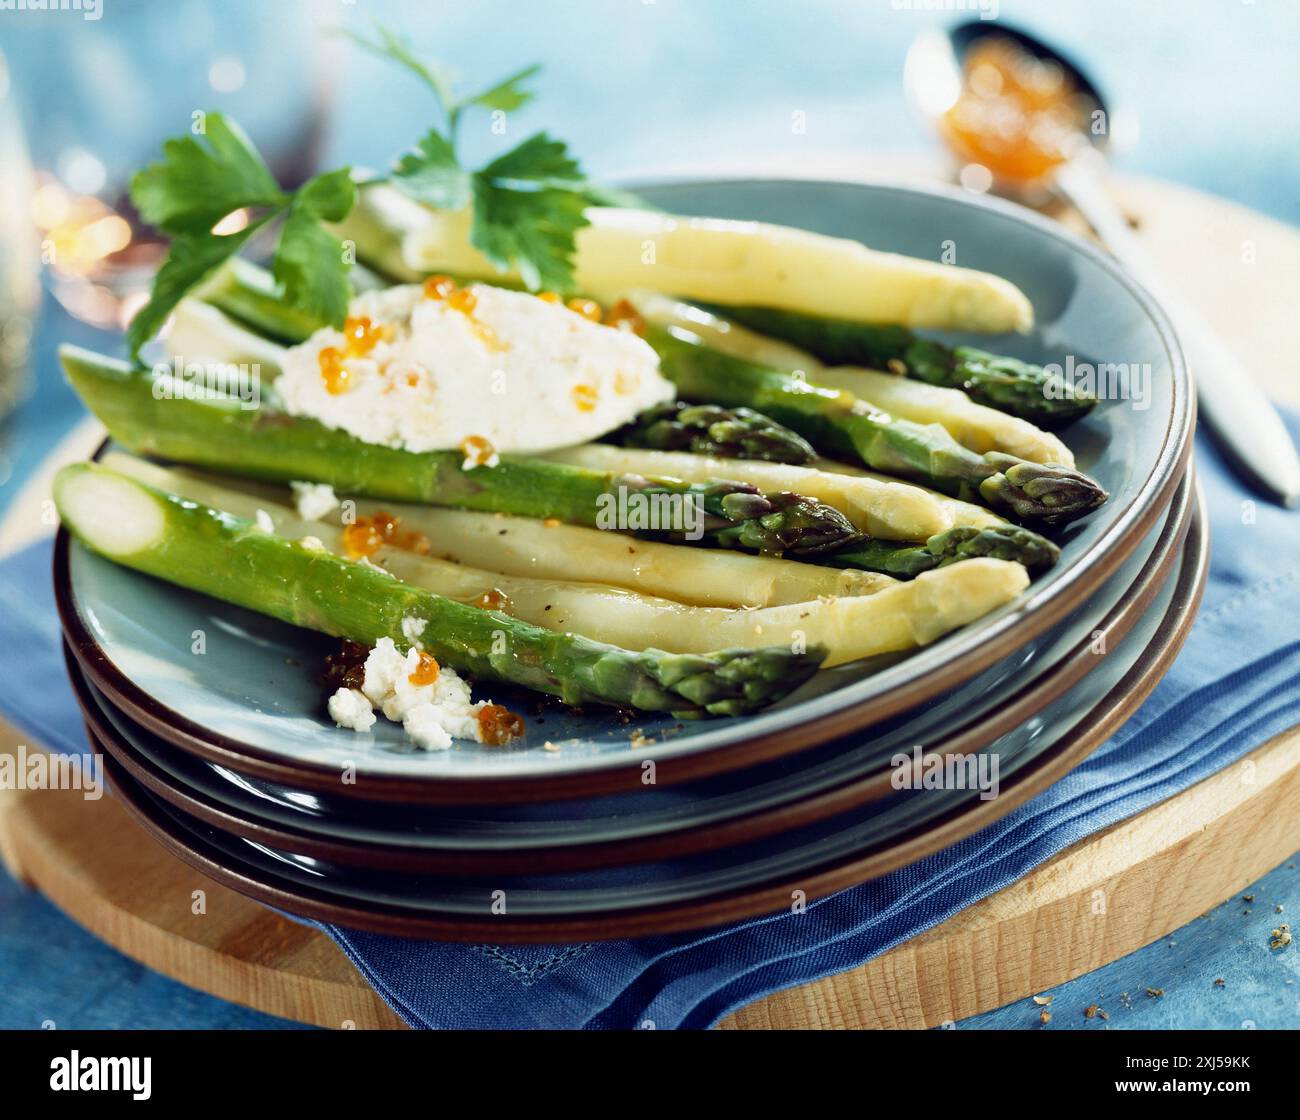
(275, 284, 674, 454)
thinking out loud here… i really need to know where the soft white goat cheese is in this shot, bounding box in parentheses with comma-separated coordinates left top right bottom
(254, 508, 275, 533)
(274, 283, 673, 454)
(327, 687, 376, 733)
(291, 480, 339, 521)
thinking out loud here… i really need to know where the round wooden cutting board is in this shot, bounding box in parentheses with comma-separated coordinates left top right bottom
(1, 173, 1297, 1030)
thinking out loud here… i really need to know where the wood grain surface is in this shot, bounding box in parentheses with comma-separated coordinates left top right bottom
(0, 173, 1296, 1029)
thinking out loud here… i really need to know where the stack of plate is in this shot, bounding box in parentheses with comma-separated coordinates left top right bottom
(54, 180, 1202, 942)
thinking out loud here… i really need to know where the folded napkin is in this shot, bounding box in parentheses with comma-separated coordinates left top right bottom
(2, 415, 1298, 1030)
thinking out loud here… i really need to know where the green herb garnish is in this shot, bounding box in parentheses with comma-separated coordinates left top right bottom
(125, 24, 600, 358)
(127, 114, 356, 357)
(346, 24, 600, 292)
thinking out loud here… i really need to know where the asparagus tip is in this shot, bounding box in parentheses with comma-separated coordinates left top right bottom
(929, 525, 1061, 575)
(651, 643, 828, 717)
(979, 454, 1108, 526)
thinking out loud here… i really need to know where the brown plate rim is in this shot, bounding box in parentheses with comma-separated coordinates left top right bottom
(70, 471, 1195, 874)
(85, 483, 1209, 942)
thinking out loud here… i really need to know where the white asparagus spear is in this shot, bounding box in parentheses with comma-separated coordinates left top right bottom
(542, 443, 952, 540)
(811, 458, 1009, 530)
(353, 506, 892, 607)
(375, 552, 1026, 666)
(631, 294, 1073, 466)
(803, 366, 1075, 467)
(101, 453, 1024, 665)
(381, 187, 1033, 333)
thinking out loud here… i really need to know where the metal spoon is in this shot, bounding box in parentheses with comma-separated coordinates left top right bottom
(905, 21, 1300, 507)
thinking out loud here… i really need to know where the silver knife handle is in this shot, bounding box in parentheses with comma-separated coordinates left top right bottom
(1056, 162, 1300, 507)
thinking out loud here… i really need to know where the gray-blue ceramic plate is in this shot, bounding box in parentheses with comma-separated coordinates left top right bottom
(59, 178, 1193, 802)
(73, 472, 1192, 872)
(91, 493, 1207, 941)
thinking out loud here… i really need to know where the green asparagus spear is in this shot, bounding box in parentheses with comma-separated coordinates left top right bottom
(60, 346, 862, 557)
(609, 401, 817, 464)
(704, 304, 1096, 430)
(55, 463, 824, 717)
(196, 257, 326, 344)
(645, 324, 1107, 526)
(823, 525, 1060, 578)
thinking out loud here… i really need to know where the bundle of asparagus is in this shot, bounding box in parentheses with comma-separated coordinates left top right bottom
(55, 464, 824, 717)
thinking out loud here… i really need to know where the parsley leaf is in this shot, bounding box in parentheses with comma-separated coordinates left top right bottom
(344, 26, 594, 293)
(125, 219, 268, 356)
(130, 114, 286, 235)
(391, 128, 470, 210)
(127, 117, 357, 357)
(460, 63, 541, 115)
(476, 130, 588, 189)
(470, 132, 595, 292)
(273, 168, 358, 327)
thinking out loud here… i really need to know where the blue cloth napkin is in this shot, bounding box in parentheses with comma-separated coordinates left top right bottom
(2, 416, 1298, 1029)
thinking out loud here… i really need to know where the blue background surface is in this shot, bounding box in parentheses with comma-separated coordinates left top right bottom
(0, 0, 1296, 1029)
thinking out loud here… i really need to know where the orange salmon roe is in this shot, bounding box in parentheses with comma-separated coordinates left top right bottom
(476, 703, 525, 745)
(460, 435, 497, 468)
(473, 588, 512, 613)
(448, 287, 478, 314)
(571, 383, 598, 412)
(536, 291, 562, 304)
(343, 315, 391, 357)
(343, 510, 431, 559)
(567, 297, 602, 322)
(407, 650, 441, 686)
(604, 299, 646, 336)
(342, 519, 384, 558)
(422, 274, 456, 300)
(318, 346, 352, 395)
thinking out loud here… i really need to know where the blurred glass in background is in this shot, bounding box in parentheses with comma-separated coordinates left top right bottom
(0, 49, 39, 425)
(2, 0, 332, 335)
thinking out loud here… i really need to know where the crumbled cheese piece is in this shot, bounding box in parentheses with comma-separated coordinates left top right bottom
(402, 704, 454, 751)
(352, 637, 490, 750)
(360, 637, 408, 704)
(291, 480, 339, 521)
(327, 687, 376, 732)
(254, 508, 275, 533)
(357, 556, 391, 575)
(401, 615, 428, 647)
(300, 535, 326, 551)
(275, 283, 673, 454)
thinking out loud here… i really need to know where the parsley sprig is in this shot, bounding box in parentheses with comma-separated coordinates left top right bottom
(126, 26, 599, 357)
(127, 115, 355, 357)
(348, 25, 601, 292)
